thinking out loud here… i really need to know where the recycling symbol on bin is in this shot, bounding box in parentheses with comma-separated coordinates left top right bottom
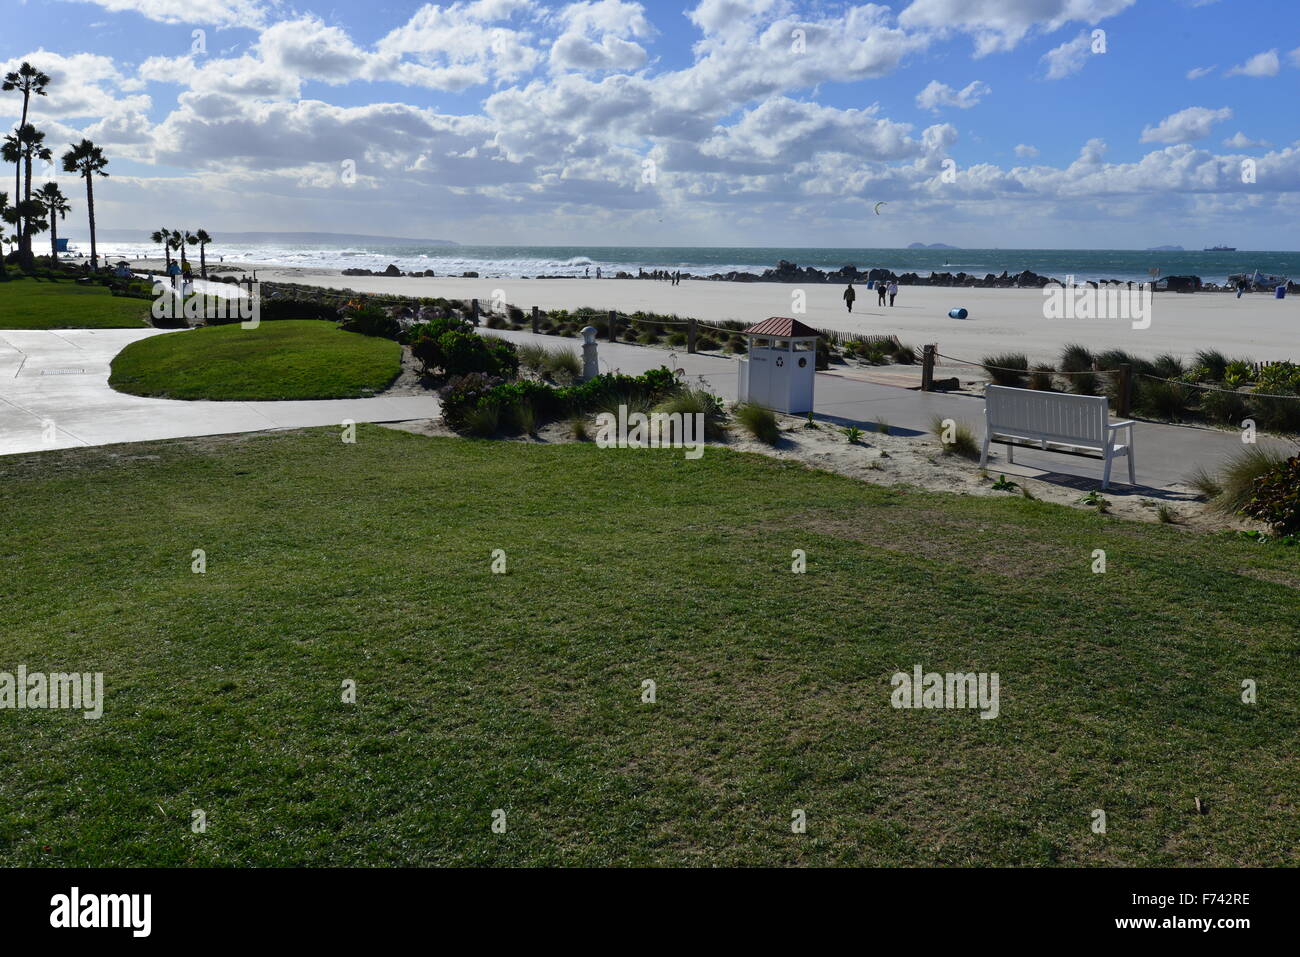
(776, 356, 784, 367)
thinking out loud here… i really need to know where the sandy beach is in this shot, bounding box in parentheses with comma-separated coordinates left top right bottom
(205, 265, 1298, 365)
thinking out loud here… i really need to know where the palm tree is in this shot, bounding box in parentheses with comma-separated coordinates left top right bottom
(1, 125, 51, 269)
(35, 182, 69, 263)
(150, 227, 173, 271)
(194, 228, 213, 278)
(61, 140, 108, 271)
(170, 228, 192, 273)
(0, 190, 8, 279)
(20, 126, 50, 267)
(183, 230, 199, 275)
(3, 62, 51, 265)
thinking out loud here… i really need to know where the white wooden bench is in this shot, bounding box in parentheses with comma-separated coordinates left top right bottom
(980, 386, 1135, 489)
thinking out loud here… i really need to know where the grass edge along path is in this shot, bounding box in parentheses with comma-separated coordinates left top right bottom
(108, 320, 402, 401)
(0, 276, 151, 329)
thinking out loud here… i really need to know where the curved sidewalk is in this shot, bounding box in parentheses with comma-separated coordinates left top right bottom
(0, 328, 439, 456)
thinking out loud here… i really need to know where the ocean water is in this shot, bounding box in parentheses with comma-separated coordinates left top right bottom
(89, 242, 1299, 284)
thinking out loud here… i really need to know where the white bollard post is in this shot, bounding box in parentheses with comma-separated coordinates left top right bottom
(581, 326, 599, 381)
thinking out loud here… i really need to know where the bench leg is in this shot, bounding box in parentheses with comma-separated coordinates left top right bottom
(1102, 448, 1113, 490)
(1127, 443, 1135, 486)
(1006, 440, 1013, 464)
(979, 433, 990, 467)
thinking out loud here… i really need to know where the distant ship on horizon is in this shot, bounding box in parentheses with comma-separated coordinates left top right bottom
(1204, 245, 1237, 251)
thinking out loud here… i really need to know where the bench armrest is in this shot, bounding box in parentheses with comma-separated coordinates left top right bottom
(1107, 420, 1134, 429)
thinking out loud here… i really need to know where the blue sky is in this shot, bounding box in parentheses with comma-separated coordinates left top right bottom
(3, 0, 1298, 247)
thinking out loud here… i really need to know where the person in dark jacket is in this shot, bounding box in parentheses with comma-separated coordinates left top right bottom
(843, 283, 856, 312)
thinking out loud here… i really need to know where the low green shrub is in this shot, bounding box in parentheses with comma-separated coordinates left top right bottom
(1240, 455, 1300, 534)
(339, 303, 402, 340)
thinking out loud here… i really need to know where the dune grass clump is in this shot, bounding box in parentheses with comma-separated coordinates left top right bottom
(930, 415, 980, 460)
(654, 387, 727, 440)
(981, 353, 1029, 387)
(1029, 364, 1056, 391)
(734, 403, 780, 445)
(1059, 343, 1094, 374)
(461, 403, 501, 437)
(1189, 446, 1289, 515)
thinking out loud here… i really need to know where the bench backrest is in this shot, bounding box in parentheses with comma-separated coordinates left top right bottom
(985, 385, 1109, 445)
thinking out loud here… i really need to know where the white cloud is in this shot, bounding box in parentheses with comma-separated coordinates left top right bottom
(0, 51, 150, 121)
(62, 0, 268, 29)
(1140, 106, 1232, 144)
(1185, 64, 1216, 80)
(915, 80, 990, 111)
(899, 0, 1134, 56)
(1222, 131, 1271, 149)
(1041, 32, 1094, 80)
(376, 0, 543, 88)
(549, 1, 654, 73)
(1226, 49, 1279, 78)
(1014, 144, 1039, 158)
(1289, 47, 1300, 68)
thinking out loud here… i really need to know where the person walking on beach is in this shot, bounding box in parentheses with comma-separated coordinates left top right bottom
(843, 282, 856, 313)
(888, 280, 898, 306)
(596, 266, 602, 279)
(877, 281, 887, 306)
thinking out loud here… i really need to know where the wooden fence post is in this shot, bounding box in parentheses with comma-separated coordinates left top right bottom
(921, 344, 936, 392)
(608, 310, 617, 341)
(531, 305, 539, 334)
(687, 317, 697, 354)
(470, 298, 479, 325)
(1117, 363, 1133, 417)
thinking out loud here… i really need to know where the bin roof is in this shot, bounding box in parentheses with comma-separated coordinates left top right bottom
(742, 316, 821, 338)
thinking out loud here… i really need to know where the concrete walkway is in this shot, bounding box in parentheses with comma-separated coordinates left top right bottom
(2, 323, 1287, 492)
(0, 328, 439, 456)
(484, 328, 1294, 492)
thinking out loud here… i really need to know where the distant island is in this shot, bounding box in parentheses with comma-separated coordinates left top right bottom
(90, 229, 458, 247)
(907, 242, 960, 249)
(1145, 245, 1184, 251)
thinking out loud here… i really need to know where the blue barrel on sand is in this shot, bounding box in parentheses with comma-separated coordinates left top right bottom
(867, 279, 875, 289)
(948, 307, 969, 319)
(1277, 285, 1287, 299)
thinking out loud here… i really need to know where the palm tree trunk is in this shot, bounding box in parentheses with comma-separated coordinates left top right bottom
(21, 152, 33, 268)
(200, 243, 207, 278)
(50, 216, 58, 264)
(15, 93, 28, 265)
(85, 173, 97, 271)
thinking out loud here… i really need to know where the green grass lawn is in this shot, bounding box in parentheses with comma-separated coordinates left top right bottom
(108, 320, 402, 400)
(0, 275, 151, 329)
(0, 429, 1295, 866)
